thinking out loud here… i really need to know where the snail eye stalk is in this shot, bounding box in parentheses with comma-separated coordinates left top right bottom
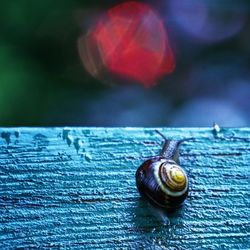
(136, 131, 191, 210)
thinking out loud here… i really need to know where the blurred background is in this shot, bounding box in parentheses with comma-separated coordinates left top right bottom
(0, 0, 249, 127)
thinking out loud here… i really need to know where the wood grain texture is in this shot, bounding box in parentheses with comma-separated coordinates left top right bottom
(0, 127, 249, 249)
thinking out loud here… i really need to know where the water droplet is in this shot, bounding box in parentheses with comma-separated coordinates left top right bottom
(212, 122, 221, 138)
(84, 153, 92, 162)
(14, 131, 19, 138)
(73, 138, 83, 153)
(1, 132, 11, 145)
(62, 128, 73, 146)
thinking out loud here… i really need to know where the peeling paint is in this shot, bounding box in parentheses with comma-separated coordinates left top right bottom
(0, 127, 249, 249)
(1, 131, 11, 144)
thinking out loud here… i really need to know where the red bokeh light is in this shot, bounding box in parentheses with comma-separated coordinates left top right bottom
(79, 1, 175, 87)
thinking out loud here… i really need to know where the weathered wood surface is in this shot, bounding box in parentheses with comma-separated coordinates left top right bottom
(0, 127, 249, 249)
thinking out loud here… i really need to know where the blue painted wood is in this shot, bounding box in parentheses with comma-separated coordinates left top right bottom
(0, 127, 249, 249)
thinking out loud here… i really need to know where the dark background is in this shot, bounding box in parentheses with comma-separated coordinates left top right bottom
(0, 0, 249, 127)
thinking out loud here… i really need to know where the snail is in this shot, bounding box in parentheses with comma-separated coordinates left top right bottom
(136, 131, 192, 210)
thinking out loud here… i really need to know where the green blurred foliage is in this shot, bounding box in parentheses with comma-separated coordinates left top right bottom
(0, 0, 106, 125)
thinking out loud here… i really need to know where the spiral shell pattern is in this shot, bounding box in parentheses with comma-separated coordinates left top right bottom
(155, 159, 188, 195)
(136, 156, 189, 209)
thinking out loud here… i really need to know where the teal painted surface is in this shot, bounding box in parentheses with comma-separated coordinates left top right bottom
(0, 127, 249, 249)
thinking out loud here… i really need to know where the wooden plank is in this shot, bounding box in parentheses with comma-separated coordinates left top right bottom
(0, 127, 249, 249)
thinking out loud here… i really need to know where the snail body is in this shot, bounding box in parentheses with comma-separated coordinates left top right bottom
(136, 132, 190, 209)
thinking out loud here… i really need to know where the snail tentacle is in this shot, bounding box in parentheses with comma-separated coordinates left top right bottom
(135, 131, 192, 210)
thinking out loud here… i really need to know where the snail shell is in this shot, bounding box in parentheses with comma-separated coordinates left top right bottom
(136, 132, 190, 209)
